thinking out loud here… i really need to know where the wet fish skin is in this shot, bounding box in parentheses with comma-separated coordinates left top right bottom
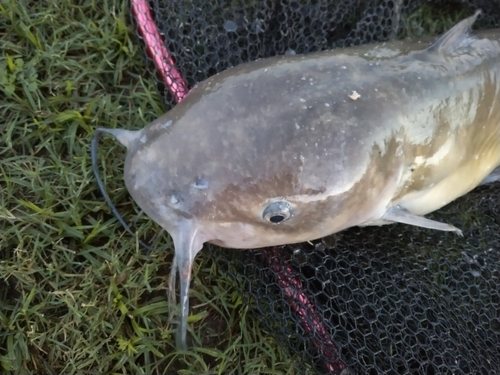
(124, 13, 500, 248)
(96, 12, 500, 348)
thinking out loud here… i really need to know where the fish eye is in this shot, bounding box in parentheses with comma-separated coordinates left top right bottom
(263, 201, 292, 224)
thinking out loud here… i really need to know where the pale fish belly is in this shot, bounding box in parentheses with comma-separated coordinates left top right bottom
(396, 140, 500, 216)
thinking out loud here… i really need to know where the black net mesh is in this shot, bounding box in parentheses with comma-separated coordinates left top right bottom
(217, 182, 500, 375)
(130, 1, 500, 374)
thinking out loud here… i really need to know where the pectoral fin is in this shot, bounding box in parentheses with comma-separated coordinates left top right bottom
(382, 205, 463, 236)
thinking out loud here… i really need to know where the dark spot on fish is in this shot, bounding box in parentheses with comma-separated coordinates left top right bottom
(170, 193, 180, 205)
(269, 215, 286, 223)
(193, 177, 208, 190)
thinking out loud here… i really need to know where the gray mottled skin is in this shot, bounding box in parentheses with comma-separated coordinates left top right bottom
(125, 16, 500, 248)
(99, 13, 500, 348)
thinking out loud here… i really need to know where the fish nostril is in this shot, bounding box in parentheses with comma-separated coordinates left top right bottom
(170, 194, 180, 205)
(193, 177, 208, 190)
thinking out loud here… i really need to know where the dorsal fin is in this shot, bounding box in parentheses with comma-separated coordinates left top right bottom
(425, 10, 481, 55)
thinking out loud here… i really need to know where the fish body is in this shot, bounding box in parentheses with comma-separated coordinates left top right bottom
(95, 12, 500, 348)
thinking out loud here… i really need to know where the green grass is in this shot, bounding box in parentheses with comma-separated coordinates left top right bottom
(0, 1, 296, 374)
(0, 1, 480, 374)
